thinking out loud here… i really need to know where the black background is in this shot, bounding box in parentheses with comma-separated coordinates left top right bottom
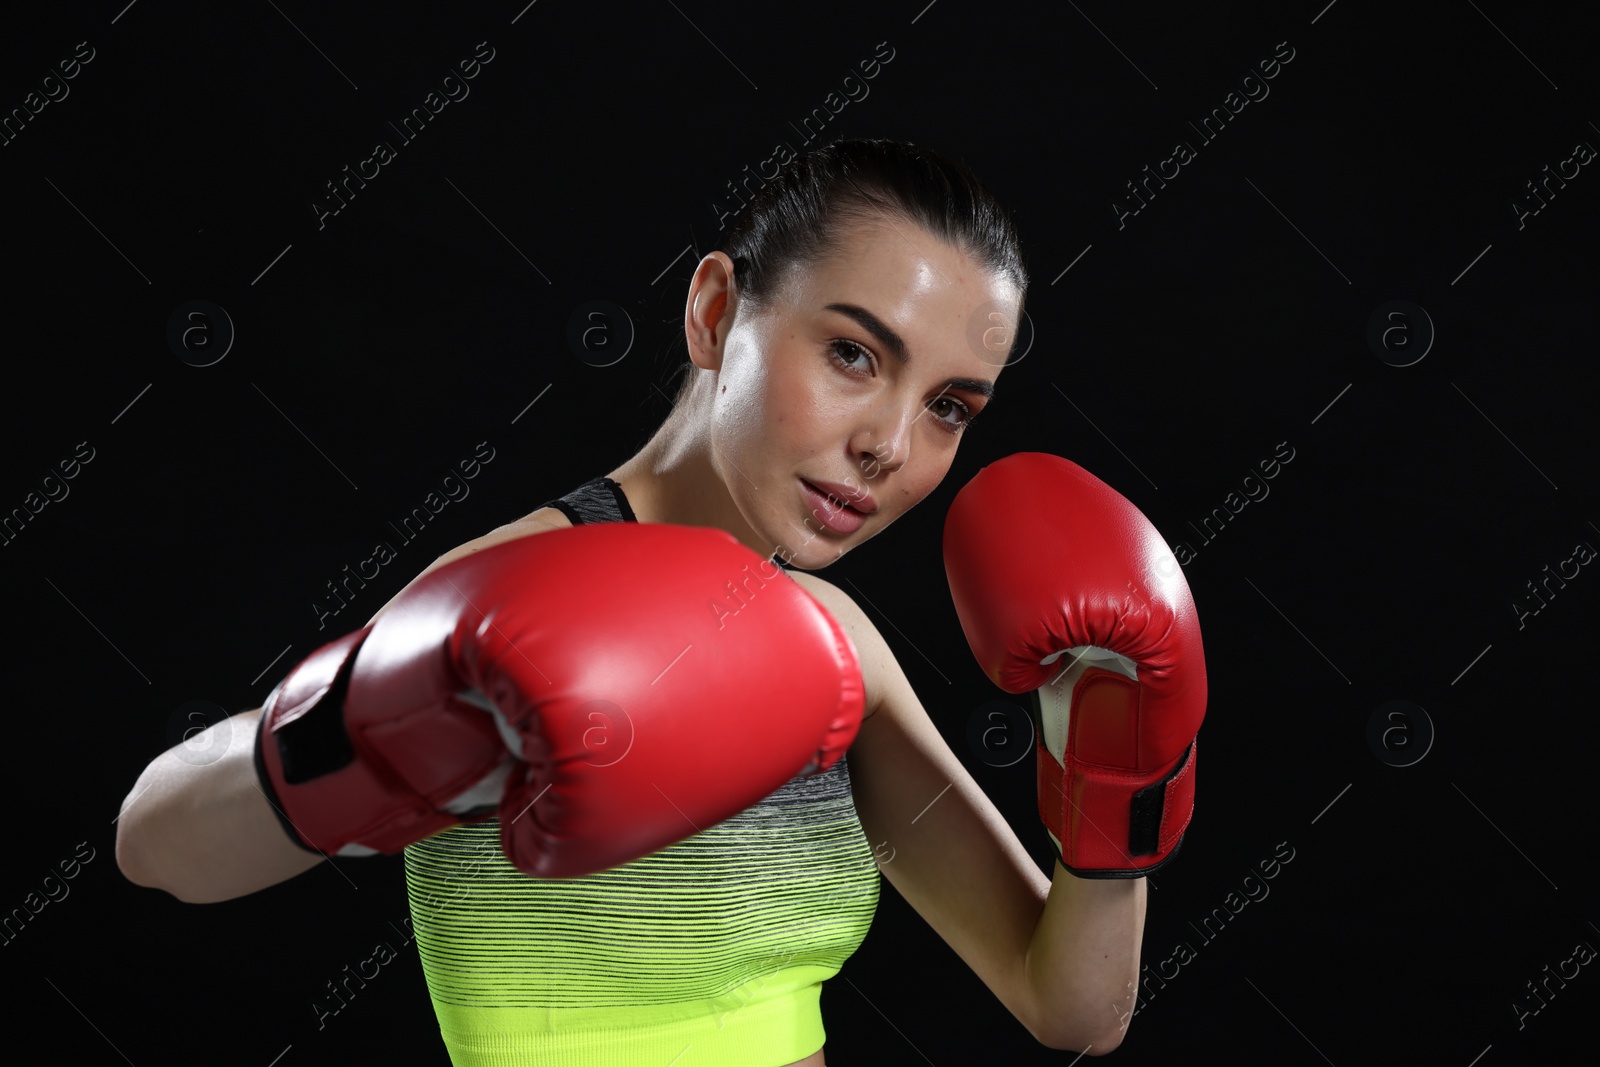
(2, 2, 1594, 1064)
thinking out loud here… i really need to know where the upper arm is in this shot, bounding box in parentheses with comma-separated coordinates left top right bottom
(362, 506, 572, 627)
(788, 573, 1053, 1033)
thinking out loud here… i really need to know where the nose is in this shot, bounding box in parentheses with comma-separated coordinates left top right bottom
(851, 403, 914, 481)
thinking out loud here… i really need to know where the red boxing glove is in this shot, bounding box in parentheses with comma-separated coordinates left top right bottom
(257, 522, 865, 878)
(944, 453, 1206, 877)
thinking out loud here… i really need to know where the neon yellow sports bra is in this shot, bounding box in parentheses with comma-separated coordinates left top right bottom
(404, 754, 879, 1065)
(403, 477, 880, 1065)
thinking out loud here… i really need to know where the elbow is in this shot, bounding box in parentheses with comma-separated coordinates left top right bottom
(1032, 1016, 1129, 1055)
(1088, 1026, 1128, 1055)
(115, 842, 215, 904)
(115, 835, 212, 903)
(1037, 1032, 1125, 1056)
(114, 768, 162, 890)
(114, 814, 174, 897)
(114, 806, 200, 903)
(114, 808, 152, 888)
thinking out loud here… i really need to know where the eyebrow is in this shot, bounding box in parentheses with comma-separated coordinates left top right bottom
(823, 301, 997, 400)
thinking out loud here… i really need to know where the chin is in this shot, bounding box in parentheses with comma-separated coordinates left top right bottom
(782, 547, 850, 571)
(771, 524, 860, 571)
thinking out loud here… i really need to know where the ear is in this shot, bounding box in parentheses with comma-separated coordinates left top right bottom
(684, 251, 738, 372)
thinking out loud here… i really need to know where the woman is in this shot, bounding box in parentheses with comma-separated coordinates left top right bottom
(116, 139, 1148, 1064)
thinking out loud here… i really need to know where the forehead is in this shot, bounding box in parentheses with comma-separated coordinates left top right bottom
(796, 215, 1009, 299)
(781, 216, 1021, 372)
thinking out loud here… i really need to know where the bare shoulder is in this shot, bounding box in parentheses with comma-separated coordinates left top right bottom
(362, 506, 573, 627)
(784, 571, 860, 627)
(785, 570, 898, 721)
(515, 504, 575, 531)
(424, 505, 575, 570)
(440, 505, 573, 561)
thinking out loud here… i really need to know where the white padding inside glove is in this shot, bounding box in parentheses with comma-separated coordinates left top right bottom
(456, 686, 526, 758)
(439, 686, 524, 815)
(1037, 647, 1139, 763)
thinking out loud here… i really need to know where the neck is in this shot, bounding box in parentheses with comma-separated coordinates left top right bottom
(607, 373, 771, 557)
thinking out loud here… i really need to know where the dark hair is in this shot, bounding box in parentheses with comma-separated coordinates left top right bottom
(663, 138, 1029, 407)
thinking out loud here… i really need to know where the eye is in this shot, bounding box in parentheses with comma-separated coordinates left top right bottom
(926, 392, 975, 433)
(828, 338, 873, 375)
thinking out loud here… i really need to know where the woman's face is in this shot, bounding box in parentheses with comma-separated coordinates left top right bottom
(691, 215, 1022, 569)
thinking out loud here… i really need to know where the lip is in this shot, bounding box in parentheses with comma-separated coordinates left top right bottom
(802, 478, 878, 514)
(799, 479, 872, 536)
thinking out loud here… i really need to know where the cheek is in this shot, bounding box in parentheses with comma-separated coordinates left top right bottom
(885, 454, 953, 516)
(870, 460, 940, 521)
(712, 357, 779, 444)
(753, 352, 837, 447)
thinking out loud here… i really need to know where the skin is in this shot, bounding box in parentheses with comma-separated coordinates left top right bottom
(606, 212, 1018, 569)
(117, 209, 1144, 1060)
(603, 217, 1145, 1060)
(502, 216, 1147, 1062)
(608, 215, 1021, 1066)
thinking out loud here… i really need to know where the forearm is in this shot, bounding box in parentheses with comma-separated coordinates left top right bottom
(115, 709, 324, 903)
(1024, 865, 1147, 1053)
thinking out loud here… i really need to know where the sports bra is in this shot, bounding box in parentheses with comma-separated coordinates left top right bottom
(403, 477, 880, 1065)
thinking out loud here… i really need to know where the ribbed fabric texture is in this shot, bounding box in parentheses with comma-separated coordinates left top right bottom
(402, 476, 880, 1065)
